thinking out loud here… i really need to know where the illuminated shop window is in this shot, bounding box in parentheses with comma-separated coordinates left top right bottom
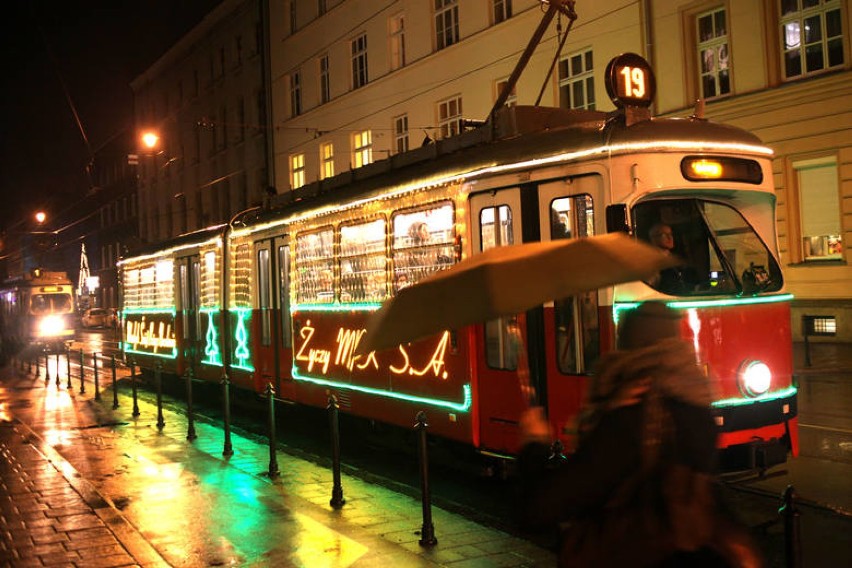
(389, 13, 406, 71)
(435, 0, 459, 50)
(696, 7, 730, 98)
(320, 142, 334, 180)
(795, 158, 843, 260)
(437, 96, 463, 139)
(340, 218, 388, 303)
(558, 49, 595, 110)
(780, 0, 844, 79)
(391, 202, 455, 293)
(296, 227, 335, 303)
(353, 130, 372, 168)
(290, 153, 306, 189)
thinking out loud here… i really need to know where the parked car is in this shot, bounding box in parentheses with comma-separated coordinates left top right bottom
(81, 308, 109, 328)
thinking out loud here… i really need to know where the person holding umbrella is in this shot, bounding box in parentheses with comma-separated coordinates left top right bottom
(516, 302, 763, 567)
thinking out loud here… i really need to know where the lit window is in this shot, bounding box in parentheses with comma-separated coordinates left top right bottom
(353, 130, 372, 168)
(795, 158, 843, 260)
(780, 0, 844, 79)
(290, 70, 302, 116)
(393, 114, 409, 154)
(290, 153, 306, 189)
(319, 54, 330, 104)
(435, 0, 459, 50)
(351, 33, 368, 89)
(495, 78, 517, 107)
(437, 96, 463, 139)
(493, 0, 512, 24)
(320, 142, 334, 180)
(696, 8, 730, 98)
(390, 14, 406, 70)
(558, 49, 595, 110)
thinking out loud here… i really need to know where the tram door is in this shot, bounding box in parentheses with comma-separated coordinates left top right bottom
(177, 255, 203, 373)
(537, 175, 603, 452)
(274, 237, 294, 398)
(254, 241, 275, 392)
(470, 188, 526, 453)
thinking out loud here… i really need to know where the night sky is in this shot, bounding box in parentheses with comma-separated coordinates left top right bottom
(0, 1, 222, 230)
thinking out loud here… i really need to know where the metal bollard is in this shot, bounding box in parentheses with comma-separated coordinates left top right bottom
(66, 348, 72, 390)
(779, 485, 802, 568)
(155, 362, 165, 430)
(43, 350, 50, 383)
(93, 353, 101, 401)
(27, 354, 32, 375)
(221, 373, 233, 456)
(185, 368, 197, 441)
(415, 411, 438, 546)
(327, 394, 345, 509)
(111, 355, 119, 409)
(130, 359, 140, 417)
(78, 350, 86, 394)
(266, 383, 279, 478)
(55, 352, 60, 388)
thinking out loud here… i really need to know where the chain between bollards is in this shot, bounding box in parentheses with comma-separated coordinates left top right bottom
(327, 394, 345, 509)
(185, 367, 197, 441)
(93, 353, 101, 401)
(155, 361, 165, 430)
(415, 411, 437, 547)
(780, 485, 802, 568)
(111, 355, 119, 409)
(266, 383, 279, 478)
(221, 373, 233, 457)
(65, 348, 72, 390)
(130, 359, 140, 417)
(78, 349, 86, 394)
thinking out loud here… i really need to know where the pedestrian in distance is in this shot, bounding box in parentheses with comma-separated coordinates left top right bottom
(517, 301, 764, 567)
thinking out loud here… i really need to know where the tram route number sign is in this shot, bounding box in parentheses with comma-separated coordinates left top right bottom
(605, 52, 656, 109)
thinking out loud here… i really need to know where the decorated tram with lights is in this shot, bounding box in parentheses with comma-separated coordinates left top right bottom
(120, 53, 796, 471)
(0, 269, 76, 354)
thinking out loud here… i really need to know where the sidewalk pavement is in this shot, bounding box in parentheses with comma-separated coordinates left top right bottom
(1, 361, 556, 567)
(1, 340, 849, 568)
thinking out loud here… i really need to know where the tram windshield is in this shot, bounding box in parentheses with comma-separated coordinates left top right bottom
(633, 199, 782, 296)
(30, 293, 73, 315)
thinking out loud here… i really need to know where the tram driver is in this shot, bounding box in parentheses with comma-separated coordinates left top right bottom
(646, 222, 698, 294)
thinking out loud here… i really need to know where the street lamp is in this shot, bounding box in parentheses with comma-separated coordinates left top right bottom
(141, 131, 160, 151)
(35, 211, 47, 225)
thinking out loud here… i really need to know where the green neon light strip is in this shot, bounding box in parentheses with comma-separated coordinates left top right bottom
(665, 293, 793, 309)
(202, 310, 223, 366)
(232, 308, 254, 371)
(122, 344, 178, 359)
(123, 307, 178, 316)
(292, 368, 472, 412)
(712, 386, 797, 408)
(292, 302, 383, 313)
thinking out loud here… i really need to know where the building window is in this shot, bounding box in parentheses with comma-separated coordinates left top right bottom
(351, 33, 368, 90)
(390, 14, 406, 70)
(318, 0, 327, 16)
(558, 49, 595, 110)
(493, 0, 512, 24)
(394, 114, 409, 154)
(289, 0, 297, 34)
(236, 98, 245, 142)
(495, 77, 517, 107)
(320, 142, 334, 180)
(780, 0, 844, 79)
(319, 54, 330, 104)
(437, 96, 463, 139)
(353, 130, 372, 168)
(696, 8, 730, 98)
(290, 153, 306, 189)
(290, 70, 302, 117)
(435, 0, 459, 50)
(795, 158, 843, 260)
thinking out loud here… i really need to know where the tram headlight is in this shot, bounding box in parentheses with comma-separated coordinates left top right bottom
(738, 360, 772, 397)
(38, 315, 66, 337)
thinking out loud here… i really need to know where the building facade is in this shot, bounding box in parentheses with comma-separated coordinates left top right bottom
(131, 0, 273, 246)
(267, 0, 851, 342)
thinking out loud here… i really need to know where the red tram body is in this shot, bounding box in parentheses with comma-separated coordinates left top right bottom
(121, 55, 796, 471)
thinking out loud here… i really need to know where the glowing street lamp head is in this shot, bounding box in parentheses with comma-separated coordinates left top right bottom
(141, 131, 160, 150)
(35, 211, 46, 224)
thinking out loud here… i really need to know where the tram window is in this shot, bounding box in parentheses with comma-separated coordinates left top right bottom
(257, 248, 271, 346)
(479, 204, 517, 370)
(391, 202, 455, 293)
(278, 245, 292, 346)
(295, 227, 335, 303)
(340, 219, 387, 303)
(551, 195, 599, 374)
(179, 264, 190, 339)
(191, 260, 201, 341)
(633, 199, 782, 296)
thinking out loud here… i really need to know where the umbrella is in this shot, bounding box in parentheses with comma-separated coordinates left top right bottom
(358, 232, 680, 355)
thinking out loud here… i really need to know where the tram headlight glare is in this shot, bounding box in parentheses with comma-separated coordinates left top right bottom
(739, 360, 771, 397)
(38, 315, 65, 337)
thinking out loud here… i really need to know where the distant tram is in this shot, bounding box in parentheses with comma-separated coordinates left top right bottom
(0, 269, 76, 354)
(120, 53, 796, 471)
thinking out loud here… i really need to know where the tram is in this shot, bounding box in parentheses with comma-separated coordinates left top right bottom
(120, 53, 796, 471)
(0, 269, 76, 354)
